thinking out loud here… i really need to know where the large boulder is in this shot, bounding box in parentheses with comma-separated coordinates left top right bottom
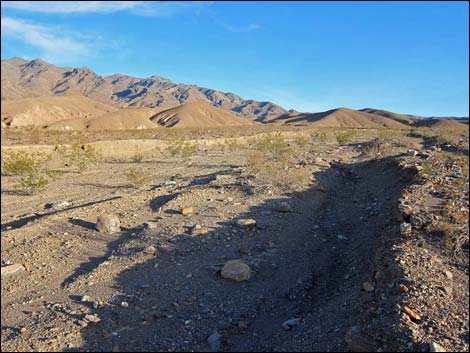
(221, 260, 252, 282)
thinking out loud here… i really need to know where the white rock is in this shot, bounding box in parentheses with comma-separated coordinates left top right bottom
(96, 213, 120, 233)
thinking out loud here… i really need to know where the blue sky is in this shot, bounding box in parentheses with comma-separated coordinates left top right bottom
(1, 1, 469, 116)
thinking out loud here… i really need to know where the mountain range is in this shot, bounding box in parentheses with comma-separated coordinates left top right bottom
(1, 57, 287, 120)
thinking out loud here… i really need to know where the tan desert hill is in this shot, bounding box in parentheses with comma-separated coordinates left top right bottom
(414, 118, 469, 130)
(150, 101, 254, 127)
(264, 107, 409, 129)
(44, 107, 163, 131)
(1, 95, 117, 127)
(1, 57, 288, 120)
(359, 108, 418, 125)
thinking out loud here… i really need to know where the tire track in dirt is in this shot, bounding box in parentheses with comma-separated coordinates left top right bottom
(226, 155, 414, 351)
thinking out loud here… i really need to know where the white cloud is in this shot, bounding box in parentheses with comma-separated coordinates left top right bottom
(1, 1, 213, 16)
(221, 22, 261, 33)
(1, 17, 96, 63)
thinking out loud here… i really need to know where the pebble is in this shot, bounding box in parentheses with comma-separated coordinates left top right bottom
(400, 222, 412, 234)
(1, 264, 26, 278)
(207, 331, 221, 352)
(276, 202, 292, 213)
(181, 207, 194, 215)
(144, 245, 158, 255)
(121, 302, 129, 308)
(362, 282, 375, 292)
(236, 218, 257, 229)
(84, 314, 101, 323)
(429, 342, 446, 352)
(281, 318, 300, 330)
(403, 306, 421, 322)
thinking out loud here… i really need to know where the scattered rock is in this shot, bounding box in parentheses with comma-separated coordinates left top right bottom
(362, 282, 375, 292)
(46, 200, 71, 209)
(144, 221, 158, 229)
(96, 213, 120, 233)
(19, 327, 27, 334)
(403, 306, 421, 322)
(429, 342, 446, 352)
(221, 260, 252, 282)
(80, 295, 91, 302)
(164, 180, 177, 186)
(236, 218, 256, 229)
(407, 150, 418, 157)
(181, 207, 194, 215)
(144, 245, 158, 255)
(1, 264, 26, 278)
(276, 202, 292, 213)
(191, 226, 209, 237)
(207, 331, 221, 352)
(444, 270, 453, 280)
(400, 222, 412, 234)
(121, 302, 129, 308)
(84, 314, 101, 323)
(281, 318, 300, 330)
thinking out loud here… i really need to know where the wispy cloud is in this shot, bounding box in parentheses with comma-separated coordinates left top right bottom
(221, 22, 261, 33)
(1, 1, 213, 16)
(1, 17, 96, 64)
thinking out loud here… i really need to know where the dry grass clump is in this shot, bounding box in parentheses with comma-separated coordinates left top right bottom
(55, 144, 101, 173)
(166, 140, 199, 161)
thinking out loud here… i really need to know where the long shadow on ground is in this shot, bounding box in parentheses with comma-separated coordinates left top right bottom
(64, 155, 419, 352)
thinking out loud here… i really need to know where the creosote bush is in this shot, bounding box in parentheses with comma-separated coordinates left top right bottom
(55, 144, 101, 173)
(166, 140, 198, 161)
(1, 150, 55, 194)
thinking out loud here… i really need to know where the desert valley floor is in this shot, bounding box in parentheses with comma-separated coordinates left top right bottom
(1, 126, 469, 352)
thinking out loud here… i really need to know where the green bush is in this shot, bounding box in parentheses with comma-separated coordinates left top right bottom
(56, 144, 101, 172)
(167, 141, 198, 161)
(1, 150, 55, 194)
(336, 130, 357, 145)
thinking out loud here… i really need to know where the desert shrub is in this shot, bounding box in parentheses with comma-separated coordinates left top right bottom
(224, 138, 240, 152)
(56, 144, 101, 172)
(294, 136, 308, 150)
(311, 131, 328, 143)
(336, 130, 357, 145)
(131, 152, 144, 163)
(125, 167, 151, 189)
(1, 150, 55, 194)
(254, 133, 292, 164)
(166, 140, 198, 161)
(360, 138, 384, 158)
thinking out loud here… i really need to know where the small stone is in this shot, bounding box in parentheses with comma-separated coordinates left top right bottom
(281, 318, 300, 330)
(221, 260, 252, 282)
(429, 342, 446, 352)
(84, 314, 101, 323)
(238, 321, 248, 329)
(46, 200, 70, 209)
(207, 331, 221, 352)
(444, 270, 453, 280)
(191, 227, 209, 237)
(96, 213, 120, 233)
(1, 264, 26, 278)
(407, 150, 418, 157)
(121, 302, 129, 308)
(403, 306, 421, 322)
(277, 202, 292, 213)
(181, 207, 194, 215)
(399, 284, 409, 293)
(236, 218, 256, 229)
(144, 221, 158, 229)
(80, 295, 91, 302)
(19, 327, 27, 334)
(144, 245, 158, 255)
(363, 282, 375, 292)
(400, 222, 412, 234)
(165, 180, 177, 186)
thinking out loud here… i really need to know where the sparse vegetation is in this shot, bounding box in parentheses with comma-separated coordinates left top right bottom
(56, 143, 101, 172)
(335, 129, 357, 145)
(125, 167, 151, 189)
(1, 150, 55, 194)
(167, 140, 199, 161)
